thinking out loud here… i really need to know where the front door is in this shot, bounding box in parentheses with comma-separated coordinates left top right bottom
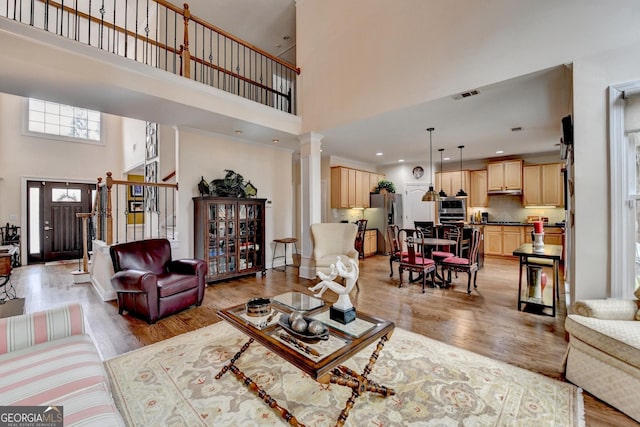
(27, 181, 94, 263)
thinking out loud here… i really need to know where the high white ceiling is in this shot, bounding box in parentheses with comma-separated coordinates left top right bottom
(188, 0, 571, 166)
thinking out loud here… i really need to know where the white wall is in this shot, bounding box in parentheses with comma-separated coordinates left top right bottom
(175, 128, 294, 262)
(0, 92, 123, 226)
(121, 117, 145, 172)
(297, 0, 640, 132)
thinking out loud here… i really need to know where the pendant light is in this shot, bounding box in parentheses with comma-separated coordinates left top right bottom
(438, 148, 447, 198)
(422, 127, 440, 202)
(456, 145, 468, 197)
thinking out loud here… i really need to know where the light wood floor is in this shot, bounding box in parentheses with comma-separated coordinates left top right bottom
(8, 255, 638, 427)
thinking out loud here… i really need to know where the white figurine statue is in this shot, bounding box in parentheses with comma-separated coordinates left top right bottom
(309, 257, 359, 323)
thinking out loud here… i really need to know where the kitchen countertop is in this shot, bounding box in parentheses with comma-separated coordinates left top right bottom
(482, 222, 565, 228)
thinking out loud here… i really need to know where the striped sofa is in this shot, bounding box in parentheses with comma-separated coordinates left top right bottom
(564, 287, 640, 423)
(0, 304, 124, 426)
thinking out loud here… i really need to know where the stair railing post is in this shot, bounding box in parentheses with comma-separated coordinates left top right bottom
(181, 3, 191, 78)
(106, 172, 114, 245)
(95, 177, 103, 241)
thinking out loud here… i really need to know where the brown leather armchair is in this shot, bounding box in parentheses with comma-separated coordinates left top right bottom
(109, 238, 207, 324)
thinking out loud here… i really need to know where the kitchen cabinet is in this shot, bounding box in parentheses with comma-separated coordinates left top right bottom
(364, 229, 377, 257)
(469, 170, 488, 207)
(331, 166, 384, 209)
(193, 196, 266, 282)
(484, 225, 523, 256)
(435, 170, 470, 197)
(523, 163, 564, 207)
(487, 160, 523, 192)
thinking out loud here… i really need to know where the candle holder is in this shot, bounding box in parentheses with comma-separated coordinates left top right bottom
(533, 232, 545, 253)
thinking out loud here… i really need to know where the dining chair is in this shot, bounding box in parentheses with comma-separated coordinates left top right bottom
(386, 224, 404, 277)
(440, 228, 481, 295)
(430, 224, 460, 282)
(354, 219, 368, 259)
(398, 228, 436, 293)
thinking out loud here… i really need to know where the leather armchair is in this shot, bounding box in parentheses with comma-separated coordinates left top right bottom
(109, 238, 207, 324)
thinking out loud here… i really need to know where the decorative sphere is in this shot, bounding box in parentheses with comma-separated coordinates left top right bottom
(291, 318, 308, 333)
(289, 311, 305, 324)
(307, 320, 326, 335)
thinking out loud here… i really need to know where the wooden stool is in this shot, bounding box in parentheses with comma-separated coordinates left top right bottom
(272, 238, 298, 272)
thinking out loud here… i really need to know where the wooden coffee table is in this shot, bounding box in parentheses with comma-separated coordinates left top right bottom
(216, 293, 395, 427)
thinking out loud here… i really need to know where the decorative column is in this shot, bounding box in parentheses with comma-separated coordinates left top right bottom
(298, 132, 323, 279)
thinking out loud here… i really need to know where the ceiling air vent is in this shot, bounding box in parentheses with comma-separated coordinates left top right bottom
(452, 89, 480, 100)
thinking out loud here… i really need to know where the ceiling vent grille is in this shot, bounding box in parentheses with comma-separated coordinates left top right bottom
(452, 89, 480, 100)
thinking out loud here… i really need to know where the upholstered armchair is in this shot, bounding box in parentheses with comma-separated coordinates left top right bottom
(564, 288, 640, 423)
(109, 238, 207, 324)
(310, 223, 359, 277)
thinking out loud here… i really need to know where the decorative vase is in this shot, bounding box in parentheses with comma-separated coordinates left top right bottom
(533, 232, 545, 253)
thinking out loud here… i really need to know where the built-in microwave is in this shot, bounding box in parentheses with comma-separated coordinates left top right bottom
(438, 197, 466, 222)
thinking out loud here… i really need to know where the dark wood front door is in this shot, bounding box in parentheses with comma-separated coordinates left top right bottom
(27, 181, 94, 263)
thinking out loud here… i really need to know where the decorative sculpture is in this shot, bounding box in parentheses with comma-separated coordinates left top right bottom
(308, 257, 359, 324)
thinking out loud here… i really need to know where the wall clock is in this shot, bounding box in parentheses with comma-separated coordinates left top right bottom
(412, 166, 424, 179)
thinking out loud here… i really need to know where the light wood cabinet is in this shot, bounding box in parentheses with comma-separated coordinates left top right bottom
(331, 167, 383, 209)
(469, 170, 488, 207)
(484, 225, 523, 256)
(193, 197, 266, 282)
(364, 229, 377, 257)
(435, 170, 470, 197)
(487, 160, 522, 192)
(484, 225, 503, 255)
(523, 163, 563, 207)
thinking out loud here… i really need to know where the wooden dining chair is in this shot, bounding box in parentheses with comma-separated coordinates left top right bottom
(386, 224, 404, 278)
(354, 219, 368, 259)
(430, 225, 460, 283)
(441, 228, 481, 295)
(398, 228, 436, 293)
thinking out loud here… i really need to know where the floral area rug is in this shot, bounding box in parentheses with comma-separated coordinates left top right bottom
(104, 321, 583, 426)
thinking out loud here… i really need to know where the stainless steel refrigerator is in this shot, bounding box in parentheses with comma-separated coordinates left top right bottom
(365, 193, 403, 255)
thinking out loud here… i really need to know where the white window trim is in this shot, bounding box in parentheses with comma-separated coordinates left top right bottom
(609, 82, 640, 298)
(23, 98, 104, 145)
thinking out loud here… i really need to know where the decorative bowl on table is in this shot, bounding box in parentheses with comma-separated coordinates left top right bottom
(279, 312, 329, 343)
(246, 297, 271, 317)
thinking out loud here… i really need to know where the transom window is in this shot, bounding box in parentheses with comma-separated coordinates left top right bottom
(27, 98, 101, 142)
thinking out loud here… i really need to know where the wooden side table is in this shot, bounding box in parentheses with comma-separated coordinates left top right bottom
(0, 246, 17, 301)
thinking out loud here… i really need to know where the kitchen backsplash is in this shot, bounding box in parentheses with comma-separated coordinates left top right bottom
(472, 195, 565, 224)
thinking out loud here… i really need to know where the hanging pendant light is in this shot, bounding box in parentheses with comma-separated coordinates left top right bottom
(422, 127, 440, 202)
(456, 145, 468, 197)
(438, 148, 447, 198)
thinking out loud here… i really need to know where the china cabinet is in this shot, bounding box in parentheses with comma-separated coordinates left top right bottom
(193, 197, 266, 282)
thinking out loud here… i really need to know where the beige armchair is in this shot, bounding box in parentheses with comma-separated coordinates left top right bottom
(564, 287, 640, 422)
(310, 223, 359, 276)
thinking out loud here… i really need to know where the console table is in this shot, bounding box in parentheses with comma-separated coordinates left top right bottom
(513, 243, 562, 317)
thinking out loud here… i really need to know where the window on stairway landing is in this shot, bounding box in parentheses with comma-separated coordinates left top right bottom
(27, 98, 101, 143)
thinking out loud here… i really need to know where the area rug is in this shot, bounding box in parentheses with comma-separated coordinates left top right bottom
(105, 321, 584, 426)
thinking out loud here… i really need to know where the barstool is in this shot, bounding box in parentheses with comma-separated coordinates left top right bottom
(272, 237, 299, 272)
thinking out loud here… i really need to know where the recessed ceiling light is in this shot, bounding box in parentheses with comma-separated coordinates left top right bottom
(496, 150, 504, 154)
(272, 139, 279, 143)
(376, 152, 383, 156)
(235, 130, 243, 134)
(283, 35, 291, 40)
(444, 157, 451, 161)
(398, 159, 405, 163)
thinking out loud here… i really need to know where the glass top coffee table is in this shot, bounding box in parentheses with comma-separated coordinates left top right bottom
(216, 292, 395, 427)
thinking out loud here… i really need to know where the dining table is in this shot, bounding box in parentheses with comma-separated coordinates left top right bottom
(401, 237, 456, 287)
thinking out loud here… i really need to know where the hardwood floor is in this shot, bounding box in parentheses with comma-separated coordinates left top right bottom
(9, 256, 638, 426)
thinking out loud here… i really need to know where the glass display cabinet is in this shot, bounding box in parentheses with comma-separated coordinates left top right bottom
(193, 197, 266, 282)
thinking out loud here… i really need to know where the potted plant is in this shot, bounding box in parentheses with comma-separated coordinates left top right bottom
(375, 179, 396, 194)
